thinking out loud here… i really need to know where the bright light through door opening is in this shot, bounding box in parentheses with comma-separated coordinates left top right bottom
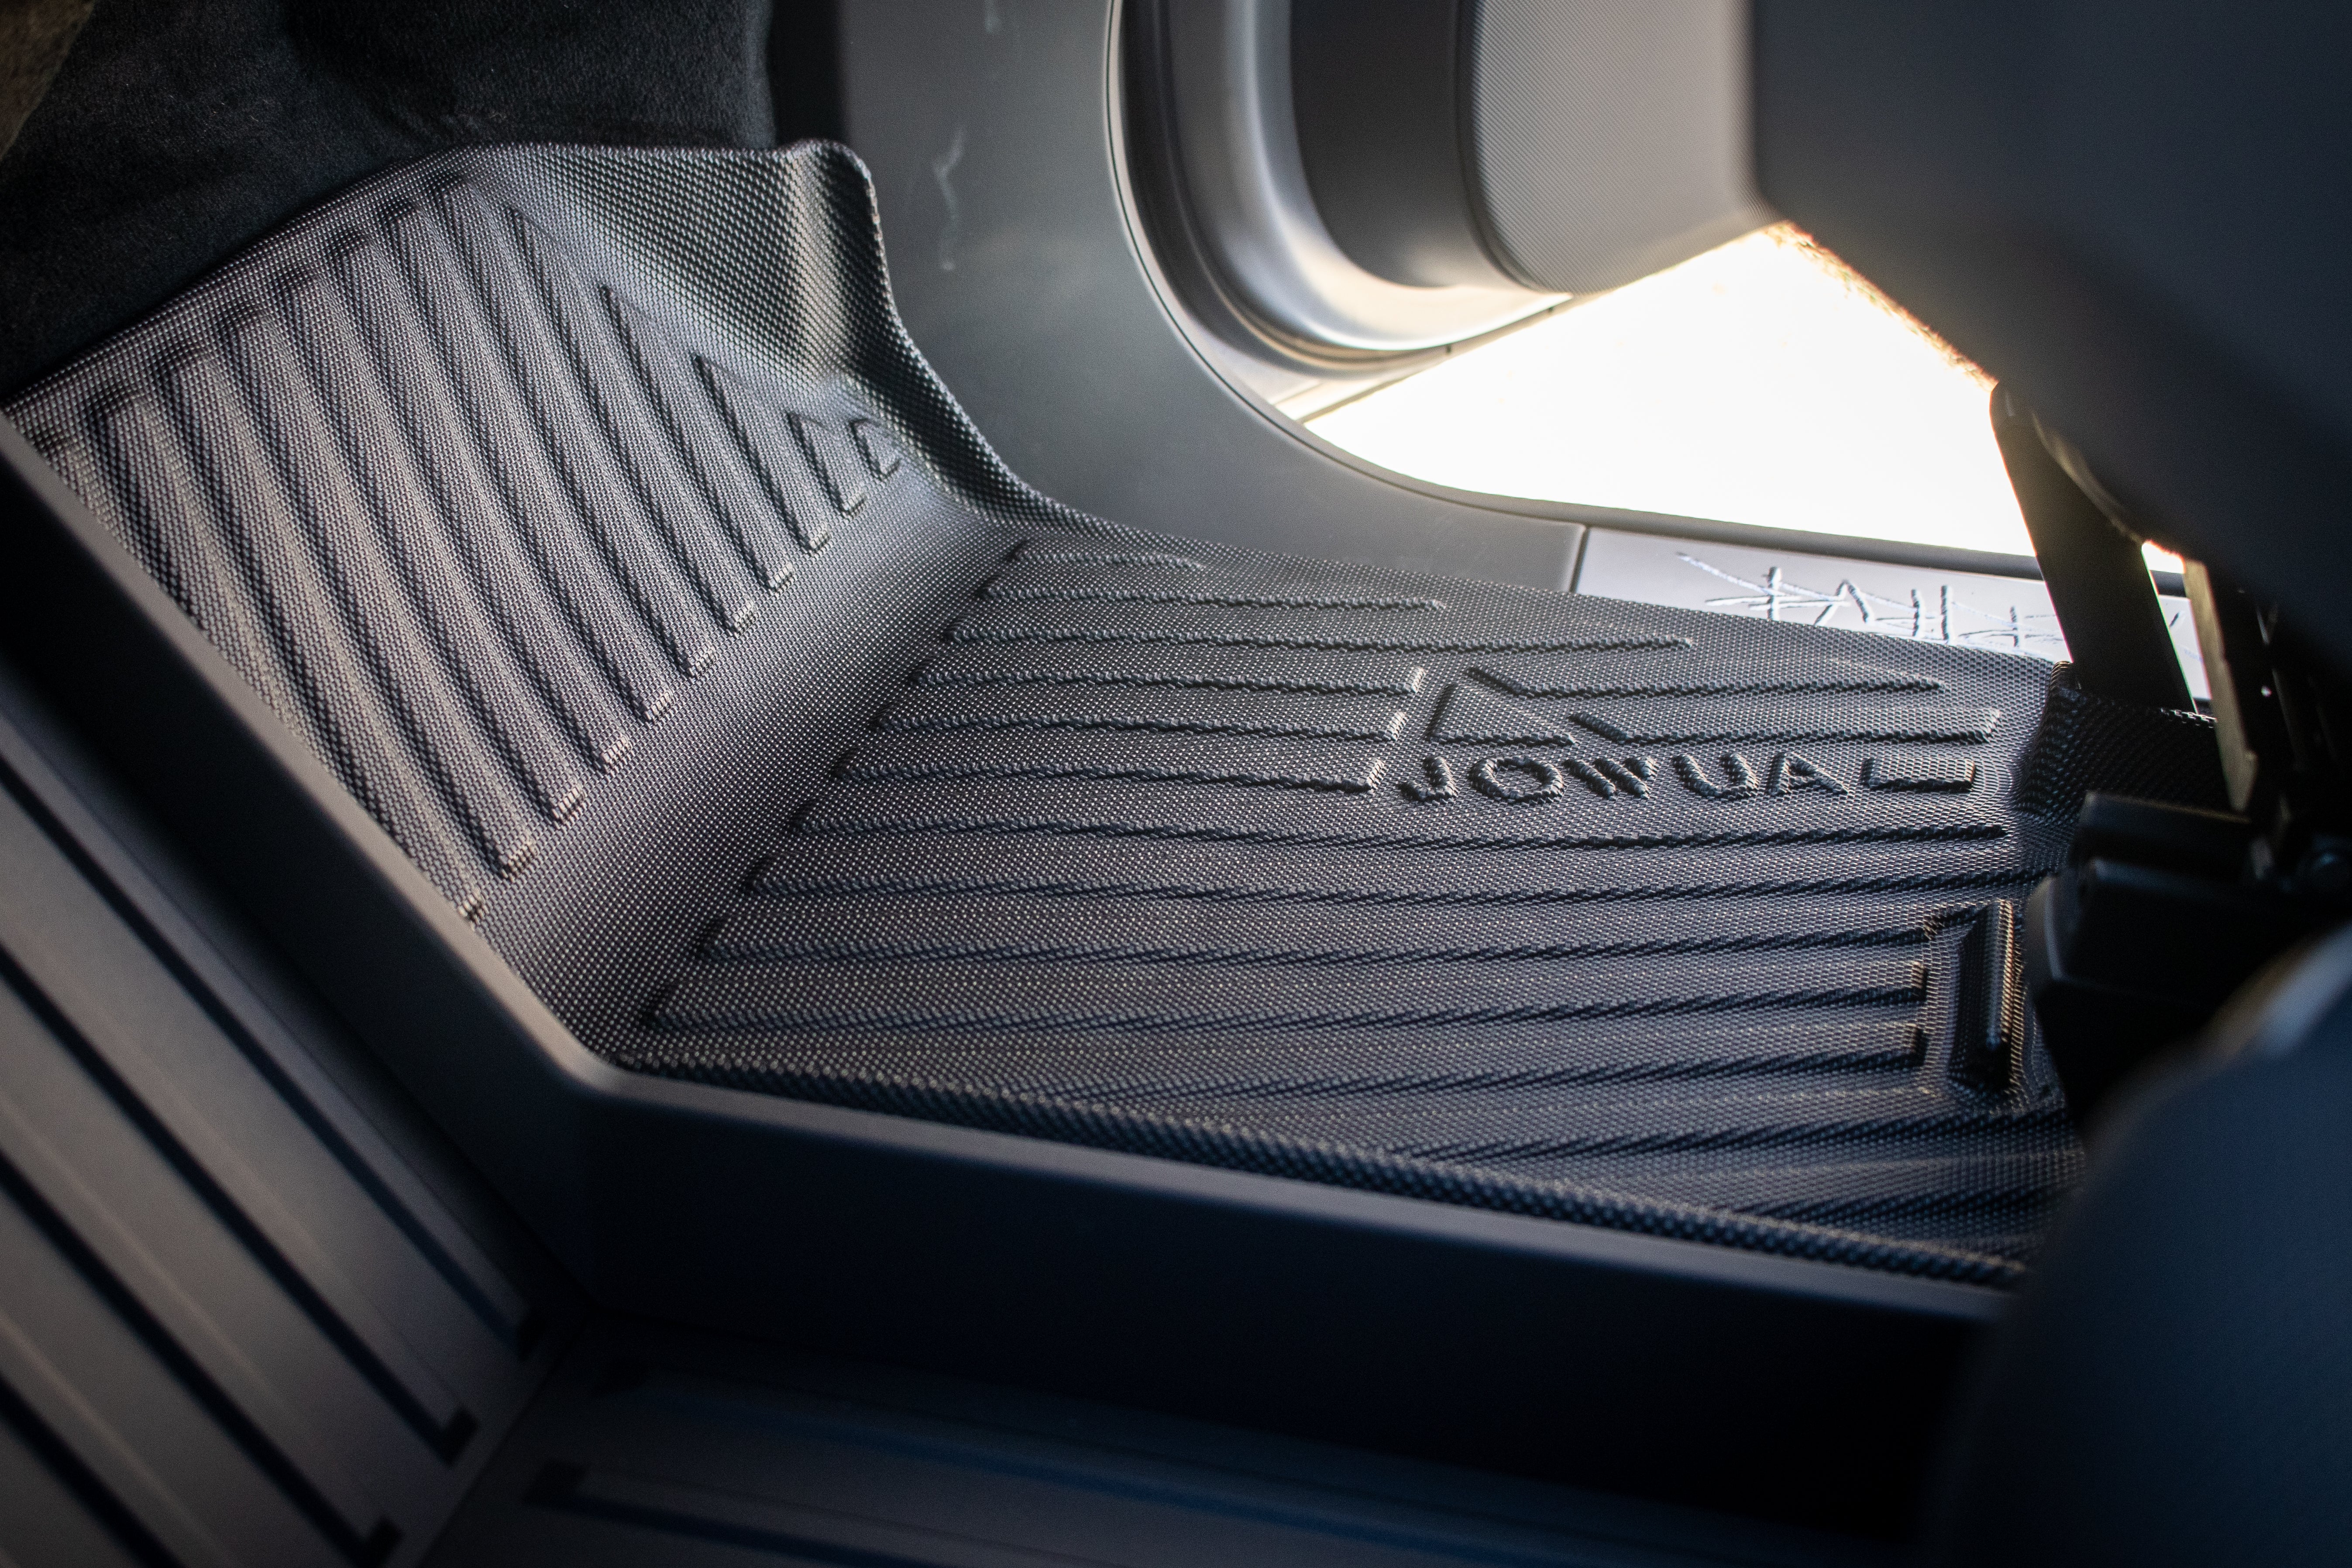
(1310, 223, 2181, 575)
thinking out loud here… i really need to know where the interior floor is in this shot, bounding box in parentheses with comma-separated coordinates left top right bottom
(0, 141, 2190, 1277)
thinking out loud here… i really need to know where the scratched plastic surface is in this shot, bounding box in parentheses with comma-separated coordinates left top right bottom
(7, 143, 2224, 1281)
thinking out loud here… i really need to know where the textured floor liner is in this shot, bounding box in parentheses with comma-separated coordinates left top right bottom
(7, 143, 2226, 1284)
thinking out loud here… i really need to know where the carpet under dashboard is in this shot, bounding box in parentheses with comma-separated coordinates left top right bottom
(8, 143, 2226, 1284)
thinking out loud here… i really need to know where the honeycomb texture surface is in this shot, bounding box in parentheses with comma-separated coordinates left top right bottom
(10, 143, 2225, 1283)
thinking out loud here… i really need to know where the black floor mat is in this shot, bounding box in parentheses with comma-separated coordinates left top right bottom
(7, 143, 2222, 1283)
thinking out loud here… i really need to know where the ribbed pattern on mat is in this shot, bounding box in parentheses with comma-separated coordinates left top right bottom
(9, 169, 910, 916)
(10, 143, 2226, 1279)
(609, 540, 2113, 1279)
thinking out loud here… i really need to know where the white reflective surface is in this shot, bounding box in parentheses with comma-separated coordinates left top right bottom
(1574, 530, 2208, 699)
(1314, 226, 2039, 554)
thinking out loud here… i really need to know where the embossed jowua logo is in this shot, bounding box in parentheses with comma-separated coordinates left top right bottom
(1400, 752, 1977, 802)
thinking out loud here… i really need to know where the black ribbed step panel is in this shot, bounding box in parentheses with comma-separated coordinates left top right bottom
(7, 142, 2222, 1283)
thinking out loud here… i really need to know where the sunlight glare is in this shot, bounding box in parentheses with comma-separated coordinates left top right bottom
(1313, 226, 2060, 559)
